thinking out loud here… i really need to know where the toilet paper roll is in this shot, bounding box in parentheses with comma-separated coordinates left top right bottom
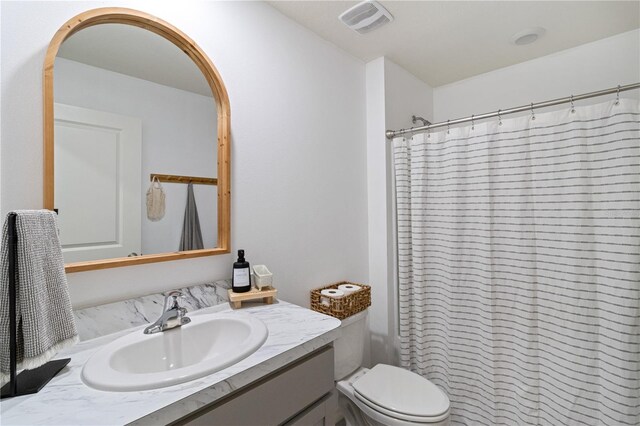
(321, 289, 345, 306)
(321, 289, 345, 298)
(338, 284, 361, 296)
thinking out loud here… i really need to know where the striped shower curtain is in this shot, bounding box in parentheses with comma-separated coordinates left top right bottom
(393, 99, 639, 425)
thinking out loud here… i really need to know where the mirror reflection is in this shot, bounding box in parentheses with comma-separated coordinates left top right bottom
(54, 24, 218, 263)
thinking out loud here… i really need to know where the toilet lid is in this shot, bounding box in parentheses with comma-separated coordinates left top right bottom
(352, 364, 450, 418)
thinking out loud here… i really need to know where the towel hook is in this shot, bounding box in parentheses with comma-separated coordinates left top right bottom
(530, 103, 536, 121)
(570, 95, 575, 113)
(615, 85, 621, 105)
(498, 109, 503, 126)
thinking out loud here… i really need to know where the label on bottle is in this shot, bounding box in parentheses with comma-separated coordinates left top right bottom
(233, 268, 250, 287)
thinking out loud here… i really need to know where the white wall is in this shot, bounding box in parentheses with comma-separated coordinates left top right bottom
(434, 29, 640, 122)
(365, 58, 386, 367)
(365, 57, 433, 366)
(384, 59, 434, 131)
(1, 1, 369, 309)
(55, 57, 218, 254)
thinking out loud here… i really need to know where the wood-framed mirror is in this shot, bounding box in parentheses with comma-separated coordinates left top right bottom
(43, 8, 230, 273)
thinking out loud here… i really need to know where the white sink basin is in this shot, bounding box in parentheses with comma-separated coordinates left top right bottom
(82, 312, 268, 391)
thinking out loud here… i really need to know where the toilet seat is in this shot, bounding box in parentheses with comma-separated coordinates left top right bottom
(352, 364, 450, 423)
(354, 390, 450, 423)
(352, 394, 450, 425)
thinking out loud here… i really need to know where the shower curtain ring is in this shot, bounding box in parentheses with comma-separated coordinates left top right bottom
(447, 120, 450, 134)
(471, 114, 475, 131)
(498, 109, 502, 126)
(427, 125, 431, 138)
(530, 103, 536, 121)
(615, 85, 621, 105)
(570, 95, 576, 113)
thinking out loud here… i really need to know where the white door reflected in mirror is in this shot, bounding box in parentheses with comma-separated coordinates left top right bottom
(55, 104, 142, 263)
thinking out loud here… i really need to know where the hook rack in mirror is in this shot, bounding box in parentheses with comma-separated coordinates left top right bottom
(150, 174, 218, 186)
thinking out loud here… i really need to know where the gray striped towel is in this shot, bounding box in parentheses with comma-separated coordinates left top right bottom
(0, 210, 78, 385)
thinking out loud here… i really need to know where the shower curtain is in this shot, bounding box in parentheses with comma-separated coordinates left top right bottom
(393, 99, 639, 425)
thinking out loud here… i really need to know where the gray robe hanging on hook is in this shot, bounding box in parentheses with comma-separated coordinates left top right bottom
(179, 182, 204, 251)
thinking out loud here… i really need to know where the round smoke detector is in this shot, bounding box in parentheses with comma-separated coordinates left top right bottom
(511, 27, 546, 45)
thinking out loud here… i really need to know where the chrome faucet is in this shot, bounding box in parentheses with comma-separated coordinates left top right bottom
(144, 291, 191, 334)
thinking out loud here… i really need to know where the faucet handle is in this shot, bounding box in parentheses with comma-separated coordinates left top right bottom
(163, 291, 186, 311)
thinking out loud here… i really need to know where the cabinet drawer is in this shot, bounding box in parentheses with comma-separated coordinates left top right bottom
(283, 390, 337, 426)
(176, 346, 334, 426)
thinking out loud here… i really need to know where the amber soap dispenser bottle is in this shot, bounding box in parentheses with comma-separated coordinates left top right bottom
(232, 249, 252, 293)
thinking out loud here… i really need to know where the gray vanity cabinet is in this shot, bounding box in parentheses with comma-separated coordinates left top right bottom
(173, 346, 336, 426)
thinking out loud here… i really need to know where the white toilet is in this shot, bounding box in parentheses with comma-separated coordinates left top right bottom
(334, 310, 450, 426)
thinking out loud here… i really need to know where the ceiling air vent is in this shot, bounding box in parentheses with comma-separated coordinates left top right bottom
(339, 1, 394, 34)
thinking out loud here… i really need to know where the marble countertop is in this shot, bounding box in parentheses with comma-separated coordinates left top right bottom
(0, 300, 341, 425)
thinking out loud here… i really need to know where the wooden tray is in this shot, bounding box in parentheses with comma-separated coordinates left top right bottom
(228, 286, 277, 308)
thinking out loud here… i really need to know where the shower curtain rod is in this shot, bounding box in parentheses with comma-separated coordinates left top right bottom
(385, 82, 640, 139)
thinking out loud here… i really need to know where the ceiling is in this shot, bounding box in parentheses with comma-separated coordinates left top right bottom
(57, 24, 212, 97)
(268, 1, 640, 87)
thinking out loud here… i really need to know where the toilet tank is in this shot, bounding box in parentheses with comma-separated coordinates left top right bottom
(334, 309, 368, 381)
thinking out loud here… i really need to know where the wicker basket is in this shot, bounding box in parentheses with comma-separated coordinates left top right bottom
(310, 281, 371, 320)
